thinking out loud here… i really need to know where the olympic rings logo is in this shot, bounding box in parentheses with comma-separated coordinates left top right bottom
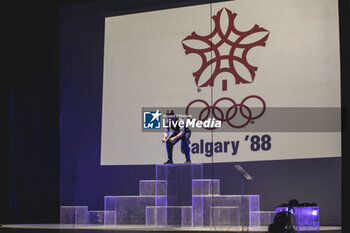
(185, 95, 266, 129)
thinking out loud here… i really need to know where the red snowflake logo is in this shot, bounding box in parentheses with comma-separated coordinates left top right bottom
(182, 8, 269, 91)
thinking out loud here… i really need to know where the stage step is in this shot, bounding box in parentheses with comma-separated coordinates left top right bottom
(60, 206, 88, 224)
(192, 195, 260, 227)
(88, 210, 117, 225)
(139, 180, 167, 196)
(249, 211, 275, 226)
(146, 206, 192, 227)
(104, 195, 167, 224)
(192, 179, 220, 195)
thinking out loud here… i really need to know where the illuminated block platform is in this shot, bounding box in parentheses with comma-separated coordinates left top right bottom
(192, 179, 220, 195)
(249, 211, 275, 226)
(88, 211, 117, 225)
(60, 206, 88, 224)
(146, 206, 191, 227)
(210, 206, 240, 227)
(60, 164, 268, 229)
(275, 206, 319, 231)
(139, 180, 167, 196)
(156, 163, 203, 206)
(192, 195, 259, 227)
(104, 196, 167, 224)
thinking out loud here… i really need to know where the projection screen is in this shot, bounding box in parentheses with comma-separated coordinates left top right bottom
(101, 0, 341, 165)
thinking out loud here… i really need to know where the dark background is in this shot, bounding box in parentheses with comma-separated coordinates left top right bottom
(3, 0, 349, 228)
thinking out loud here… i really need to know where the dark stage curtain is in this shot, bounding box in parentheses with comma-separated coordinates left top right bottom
(339, 0, 349, 229)
(2, 0, 60, 223)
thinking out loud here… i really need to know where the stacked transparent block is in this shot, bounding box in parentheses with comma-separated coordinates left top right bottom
(88, 211, 117, 225)
(60, 163, 280, 228)
(104, 195, 167, 224)
(60, 206, 89, 224)
(104, 163, 203, 226)
(250, 211, 275, 226)
(191, 178, 260, 227)
(60, 206, 117, 225)
(146, 206, 192, 227)
(145, 164, 203, 226)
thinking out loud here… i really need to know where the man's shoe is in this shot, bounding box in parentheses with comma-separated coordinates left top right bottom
(184, 160, 191, 164)
(164, 160, 174, 164)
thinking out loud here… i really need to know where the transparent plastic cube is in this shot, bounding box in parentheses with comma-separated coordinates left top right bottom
(146, 206, 166, 226)
(192, 179, 220, 195)
(89, 211, 104, 225)
(250, 211, 275, 226)
(146, 206, 192, 227)
(192, 195, 259, 227)
(139, 180, 167, 196)
(60, 206, 88, 224)
(210, 206, 240, 227)
(104, 195, 167, 224)
(156, 163, 203, 180)
(155, 163, 203, 206)
(294, 206, 319, 231)
(104, 211, 117, 225)
(88, 210, 117, 225)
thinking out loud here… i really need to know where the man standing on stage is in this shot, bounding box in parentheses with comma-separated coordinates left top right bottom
(161, 110, 191, 164)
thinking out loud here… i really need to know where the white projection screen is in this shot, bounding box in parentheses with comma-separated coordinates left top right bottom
(101, 0, 341, 165)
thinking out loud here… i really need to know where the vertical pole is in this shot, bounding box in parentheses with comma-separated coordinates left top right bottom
(241, 171, 248, 232)
(241, 171, 244, 232)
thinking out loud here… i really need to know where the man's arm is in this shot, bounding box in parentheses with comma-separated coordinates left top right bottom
(161, 132, 169, 143)
(162, 120, 170, 143)
(169, 131, 184, 143)
(169, 118, 185, 143)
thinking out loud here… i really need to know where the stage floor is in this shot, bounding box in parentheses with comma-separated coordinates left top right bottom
(0, 224, 342, 233)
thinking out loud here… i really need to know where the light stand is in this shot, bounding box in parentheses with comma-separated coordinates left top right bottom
(285, 199, 298, 233)
(234, 165, 253, 232)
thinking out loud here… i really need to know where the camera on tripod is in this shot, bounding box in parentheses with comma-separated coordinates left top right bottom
(268, 199, 318, 233)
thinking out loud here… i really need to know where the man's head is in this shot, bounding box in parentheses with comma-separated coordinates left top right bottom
(166, 109, 176, 121)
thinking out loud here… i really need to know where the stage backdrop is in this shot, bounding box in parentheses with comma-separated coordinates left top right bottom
(101, 0, 341, 165)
